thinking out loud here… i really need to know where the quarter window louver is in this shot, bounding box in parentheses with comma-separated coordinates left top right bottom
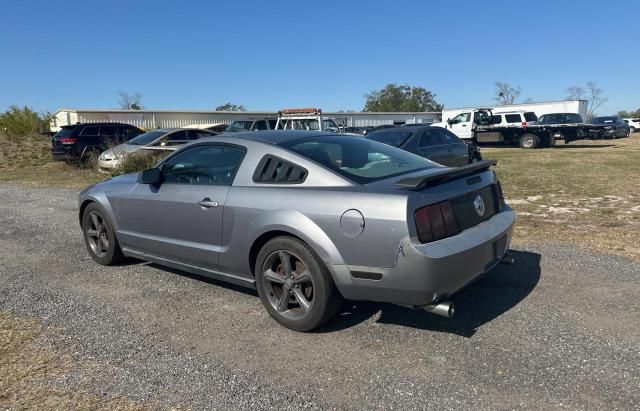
(252, 155, 308, 184)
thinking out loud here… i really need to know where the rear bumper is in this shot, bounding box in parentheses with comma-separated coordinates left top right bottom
(51, 150, 79, 161)
(333, 207, 515, 306)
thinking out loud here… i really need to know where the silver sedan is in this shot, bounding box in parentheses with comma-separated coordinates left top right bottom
(80, 131, 515, 331)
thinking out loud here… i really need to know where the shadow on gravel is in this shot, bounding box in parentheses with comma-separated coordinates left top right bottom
(318, 250, 541, 338)
(147, 263, 259, 297)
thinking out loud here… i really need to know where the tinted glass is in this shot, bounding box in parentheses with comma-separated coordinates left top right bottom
(122, 126, 141, 138)
(593, 117, 617, 124)
(80, 125, 99, 136)
(505, 114, 522, 123)
(418, 130, 440, 147)
(438, 128, 462, 144)
(100, 125, 117, 137)
(54, 127, 75, 138)
(281, 136, 438, 184)
(524, 112, 538, 122)
(253, 120, 268, 130)
(162, 145, 245, 185)
(166, 130, 189, 143)
(128, 130, 166, 145)
(491, 115, 502, 124)
(367, 131, 413, 147)
(268, 120, 277, 129)
(227, 121, 253, 132)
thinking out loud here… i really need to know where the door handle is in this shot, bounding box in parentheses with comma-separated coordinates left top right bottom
(197, 198, 219, 208)
(462, 124, 467, 127)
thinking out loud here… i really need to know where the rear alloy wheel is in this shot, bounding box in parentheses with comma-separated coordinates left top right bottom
(255, 237, 342, 331)
(519, 134, 539, 149)
(82, 203, 124, 265)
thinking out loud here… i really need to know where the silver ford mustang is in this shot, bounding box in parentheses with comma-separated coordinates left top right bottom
(79, 131, 515, 331)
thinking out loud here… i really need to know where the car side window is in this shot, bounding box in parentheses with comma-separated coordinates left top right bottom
(162, 145, 246, 186)
(123, 126, 141, 139)
(166, 130, 189, 145)
(437, 128, 463, 144)
(505, 114, 521, 123)
(450, 113, 470, 124)
(253, 120, 268, 130)
(100, 125, 118, 138)
(80, 125, 99, 136)
(418, 130, 440, 147)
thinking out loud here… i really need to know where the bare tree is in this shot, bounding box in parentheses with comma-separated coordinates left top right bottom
(118, 92, 143, 110)
(565, 86, 585, 100)
(585, 82, 607, 120)
(494, 82, 521, 105)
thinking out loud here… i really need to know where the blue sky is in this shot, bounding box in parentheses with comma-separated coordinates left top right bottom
(1, 0, 638, 114)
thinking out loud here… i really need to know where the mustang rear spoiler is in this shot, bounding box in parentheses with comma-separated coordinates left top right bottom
(395, 160, 497, 190)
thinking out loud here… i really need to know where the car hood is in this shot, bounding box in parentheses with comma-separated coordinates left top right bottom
(100, 144, 141, 159)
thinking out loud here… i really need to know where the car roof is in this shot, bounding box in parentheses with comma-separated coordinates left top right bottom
(63, 122, 140, 128)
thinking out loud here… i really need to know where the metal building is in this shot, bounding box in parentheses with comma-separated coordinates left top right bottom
(50, 108, 440, 133)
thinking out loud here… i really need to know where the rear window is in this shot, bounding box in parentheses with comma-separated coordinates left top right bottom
(80, 125, 99, 136)
(128, 130, 167, 145)
(490, 115, 502, 124)
(524, 112, 538, 122)
(280, 135, 437, 184)
(592, 117, 617, 124)
(367, 131, 413, 147)
(54, 127, 75, 138)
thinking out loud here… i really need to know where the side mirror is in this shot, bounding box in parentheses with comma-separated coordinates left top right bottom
(137, 167, 162, 185)
(447, 118, 453, 125)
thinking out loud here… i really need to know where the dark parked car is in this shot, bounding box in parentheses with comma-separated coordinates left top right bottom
(366, 126, 481, 167)
(343, 126, 373, 135)
(537, 113, 584, 124)
(225, 119, 277, 132)
(591, 116, 630, 139)
(367, 124, 398, 133)
(52, 123, 143, 162)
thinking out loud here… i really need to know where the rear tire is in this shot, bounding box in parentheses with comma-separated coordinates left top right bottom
(631, 127, 636, 134)
(255, 236, 343, 332)
(82, 203, 124, 265)
(519, 134, 539, 149)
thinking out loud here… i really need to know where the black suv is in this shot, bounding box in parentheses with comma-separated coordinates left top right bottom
(52, 123, 143, 162)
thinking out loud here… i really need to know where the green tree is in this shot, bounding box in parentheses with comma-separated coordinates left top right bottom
(618, 108, 640, 118)
(363, 84, 443, 112)
(0, 105, 51, 138)
(216, 103, 247, 111)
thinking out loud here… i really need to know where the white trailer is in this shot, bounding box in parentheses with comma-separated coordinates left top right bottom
(440, 100, 588, 126)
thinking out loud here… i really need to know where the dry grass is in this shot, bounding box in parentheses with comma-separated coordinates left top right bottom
(0, 134, 104, 188)
(484, 135, 640, 259)
(0, 311, 145, 410)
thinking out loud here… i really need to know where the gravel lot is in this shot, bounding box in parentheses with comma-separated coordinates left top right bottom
(0, 183, 638, 409)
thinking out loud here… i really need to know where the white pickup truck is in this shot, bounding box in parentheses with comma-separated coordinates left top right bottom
(432, 108, 603, 149)
(275, 108, 341, 132)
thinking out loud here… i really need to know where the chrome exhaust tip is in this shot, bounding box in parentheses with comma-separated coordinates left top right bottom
(423, 301, 455, 318)
(500, 251, 515, 265)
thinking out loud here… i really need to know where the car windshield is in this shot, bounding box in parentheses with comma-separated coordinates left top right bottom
(593, 117, 617, 124)
(127, 130, 167, 145)
(227, 121, 254, 132)
(280, 135, 438, 184)
(367, 131, 413, 147)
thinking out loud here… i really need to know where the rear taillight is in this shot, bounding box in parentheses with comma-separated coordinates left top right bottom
(59, 137, 77, 144)
(414, 200, 459, 243)
(521, 121, 527, 126)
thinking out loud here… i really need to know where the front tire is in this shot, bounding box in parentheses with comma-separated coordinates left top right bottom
(82, 203, 124, 265)
(519, 134, 539, 149)
(255, 237, 343, 332)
